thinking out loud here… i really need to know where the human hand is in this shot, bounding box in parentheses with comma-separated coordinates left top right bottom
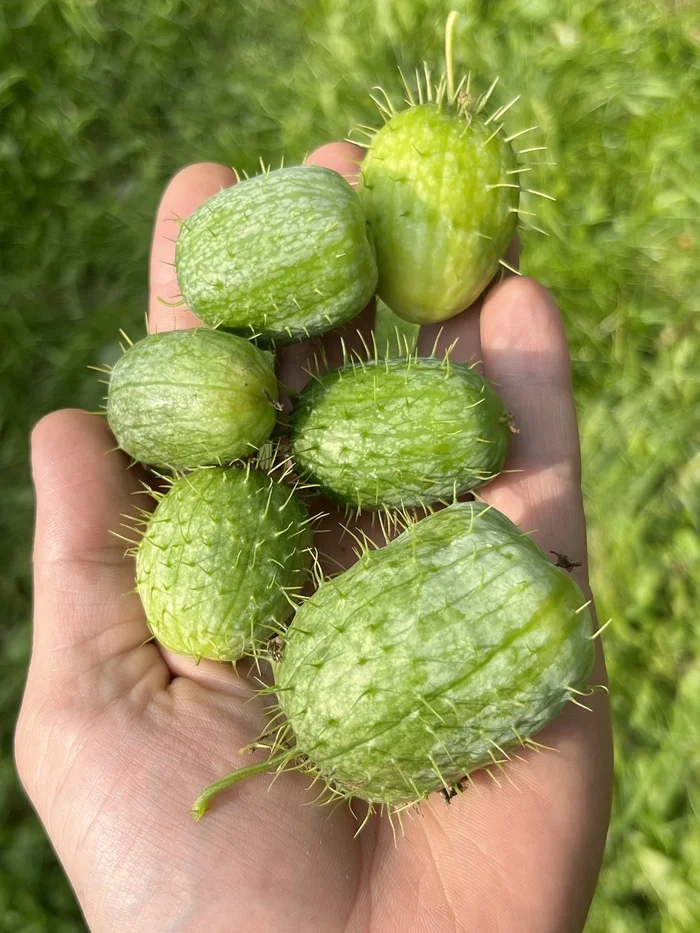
(16, 143, 612, 933)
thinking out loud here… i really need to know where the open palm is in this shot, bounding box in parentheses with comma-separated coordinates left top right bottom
(16, 143, 612, 933)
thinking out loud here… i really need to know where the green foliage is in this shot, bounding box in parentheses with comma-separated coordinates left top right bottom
(1, 0, 698, 929)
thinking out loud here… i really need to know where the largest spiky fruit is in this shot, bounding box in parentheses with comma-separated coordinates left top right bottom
(273, 502, 594, 806)
(357, 103, 519, 324)
(175, 165, 378, 344)
(136, 468, 312, 662)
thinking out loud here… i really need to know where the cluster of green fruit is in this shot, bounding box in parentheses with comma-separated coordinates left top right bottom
(105, 14, 594, 819)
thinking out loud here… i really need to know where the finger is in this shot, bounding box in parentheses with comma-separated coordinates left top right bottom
(31, 410, 164, 676)
(161, 650, 259, 694)
(149, 162, 238, 334)
(477, 276, 587, 575)
(305, 141, 364, 188)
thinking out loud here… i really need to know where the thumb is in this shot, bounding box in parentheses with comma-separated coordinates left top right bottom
(30, 409, 155, 673)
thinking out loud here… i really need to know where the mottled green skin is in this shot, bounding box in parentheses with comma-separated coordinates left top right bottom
(358, 104, 519, 324)
(136, 468, 311, 661)
(291, 358, 510, 508)
(175, 166, 378, 343)
(275, 503, 594, 805)
(107, 329, 278, 470)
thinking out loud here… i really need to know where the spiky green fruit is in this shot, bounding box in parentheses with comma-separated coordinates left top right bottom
(273, 502, 594, 806)
(107, 329, 278, 470)
(135, 467, 312, 662)
(357, 102, 518, 325)
(290, 357, 510, 508)
(353, 13, 528, 325)
(175, 165, 378, 344)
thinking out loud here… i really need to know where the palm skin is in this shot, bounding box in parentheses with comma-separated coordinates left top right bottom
(16, 144, 612, 933)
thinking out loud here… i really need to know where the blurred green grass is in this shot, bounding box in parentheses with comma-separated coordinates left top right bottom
(1, 0, 699, 930)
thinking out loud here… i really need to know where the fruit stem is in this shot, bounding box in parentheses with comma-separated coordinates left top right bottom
(445, 11, 460, 103)
(375, 298, 419, 358)
(191, 751, 291, 820)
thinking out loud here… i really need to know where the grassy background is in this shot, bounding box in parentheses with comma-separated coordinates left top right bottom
(2, 0, 699, 929)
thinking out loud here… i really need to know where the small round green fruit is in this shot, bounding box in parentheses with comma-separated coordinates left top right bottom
(358, 103, 518, 324)
(107, 329, 278, 470)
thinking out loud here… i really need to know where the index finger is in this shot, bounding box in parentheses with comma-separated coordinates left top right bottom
(148, 162, 237, 333)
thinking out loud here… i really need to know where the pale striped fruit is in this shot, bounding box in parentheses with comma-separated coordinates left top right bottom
(274, 502, 594, 805)
(107, 329, 278, 470)
(175, 165, 378, 344)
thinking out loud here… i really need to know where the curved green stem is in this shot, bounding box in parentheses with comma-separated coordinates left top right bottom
(445, 11, 460, 103)
(374, 298, 420, 359)
(191, 751, 290, 821)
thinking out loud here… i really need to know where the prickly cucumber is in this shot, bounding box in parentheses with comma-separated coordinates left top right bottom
(135, 467, 312, 662)
(107, 329, 278, 470)
(291, 357, 510, 508)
